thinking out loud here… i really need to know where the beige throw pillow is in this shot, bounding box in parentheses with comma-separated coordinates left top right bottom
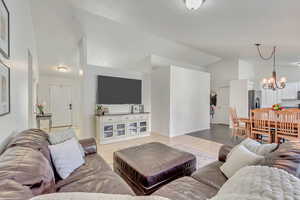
(220, 145, 263, 178)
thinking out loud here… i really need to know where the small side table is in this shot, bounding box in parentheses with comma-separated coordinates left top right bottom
(36, 113, 52, 131)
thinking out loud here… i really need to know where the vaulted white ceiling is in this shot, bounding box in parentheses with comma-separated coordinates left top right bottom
(30, 0, 300, 76)
(69, 0, 300, 66)
(30, 0, 82, 76)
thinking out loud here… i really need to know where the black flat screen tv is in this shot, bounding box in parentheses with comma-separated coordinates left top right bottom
(97, 75, 142, 104)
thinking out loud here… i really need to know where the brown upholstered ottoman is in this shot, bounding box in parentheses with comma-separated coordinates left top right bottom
(113, 142, 196, 195)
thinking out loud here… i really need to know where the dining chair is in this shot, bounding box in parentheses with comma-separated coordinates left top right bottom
(250, 109, 273, 143)
(275, 111, 300, 143)
(229, 107, 248, 139)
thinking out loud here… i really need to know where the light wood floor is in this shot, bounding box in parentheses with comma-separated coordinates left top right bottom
(97, 133, 223, 167)
(48, 127, 223, 168)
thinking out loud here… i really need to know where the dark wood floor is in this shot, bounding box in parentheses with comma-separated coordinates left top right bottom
(188, 124, 243, 146)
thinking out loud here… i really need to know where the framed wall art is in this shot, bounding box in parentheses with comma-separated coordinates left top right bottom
(0, 60, 9, 116)
(0, 0, 9, 59)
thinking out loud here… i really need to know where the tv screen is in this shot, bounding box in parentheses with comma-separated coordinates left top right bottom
(97, 75, 142, 104)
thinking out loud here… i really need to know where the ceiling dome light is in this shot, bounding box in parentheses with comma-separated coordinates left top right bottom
(56, 65, 70, 73)
(185, 0, 205, 10)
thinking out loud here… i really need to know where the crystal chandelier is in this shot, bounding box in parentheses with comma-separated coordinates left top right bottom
(185, 0, 205, 10)
(255, 44, 286, 91)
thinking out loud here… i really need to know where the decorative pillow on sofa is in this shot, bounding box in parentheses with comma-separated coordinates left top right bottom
(227, 138, 277, 159)
(48, 128, 85, 157)
(220, 145, 263, 178)
(48, 138, 85, 179)
(31, 192, 170, 200)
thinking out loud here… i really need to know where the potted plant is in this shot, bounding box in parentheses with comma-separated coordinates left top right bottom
(37, 104, 45, 115)
(96, 105, 104, 116)
(272, 104, 284, 111)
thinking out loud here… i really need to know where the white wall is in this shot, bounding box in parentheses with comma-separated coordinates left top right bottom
(151, 67, 171, 136)
(151, 66, 210, 137)
(82, 65, 151, 139)
(170, 66, 210, 137)
(38, 75, 80, 128)
(230, 80, 253, 120)
(206, 59, 239, 91)
(0, 0, 38, 149)
(238, 59, 255, 81)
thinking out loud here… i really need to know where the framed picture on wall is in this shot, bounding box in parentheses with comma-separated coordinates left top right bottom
(0, 0, 9, 59)
(0, 60, 9, 116)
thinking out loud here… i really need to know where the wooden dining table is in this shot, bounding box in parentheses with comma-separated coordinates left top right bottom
(238, 108, 300, 140)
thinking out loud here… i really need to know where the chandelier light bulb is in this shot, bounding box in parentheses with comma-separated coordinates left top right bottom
(280, 77, 287, 83)
(262, 78, 268, 84)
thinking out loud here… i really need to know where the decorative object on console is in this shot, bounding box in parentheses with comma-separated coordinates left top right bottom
(132, 105, 140, 113)
(0, 0, 9, 59)
(96, 105, 104, 116)
(37, 103, 45, 115)
(255, 44, 287, 90)
(0, 60, 9, 116)
(139, 104, 144, 113)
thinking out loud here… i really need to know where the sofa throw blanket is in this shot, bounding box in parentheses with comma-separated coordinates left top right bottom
(210, 166, 300, 200)
(31, 193, 170, 200)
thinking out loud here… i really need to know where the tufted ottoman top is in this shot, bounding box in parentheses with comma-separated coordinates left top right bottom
(113, 142, 196, 195)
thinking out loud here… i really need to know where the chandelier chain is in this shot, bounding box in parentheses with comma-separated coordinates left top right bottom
(256, 45, 276, 61)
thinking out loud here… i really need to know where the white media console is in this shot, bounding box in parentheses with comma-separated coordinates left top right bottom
(96, 112, 151, 144)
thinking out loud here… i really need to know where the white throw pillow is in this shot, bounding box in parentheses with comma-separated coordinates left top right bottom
(49, 138, 85, 179)
(49, 128, 85, 157)
(241, 138, 277, 156)
(227, 138, 277, 160)
(220, 145, 263, 178)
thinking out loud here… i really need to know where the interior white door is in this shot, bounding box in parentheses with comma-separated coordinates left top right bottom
(213, 86, 230, 125)
(50, 85, 72, 127)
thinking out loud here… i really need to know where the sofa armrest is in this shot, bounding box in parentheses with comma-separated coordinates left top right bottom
(79, 138, 97, 155)
(218, 145, 234, 162)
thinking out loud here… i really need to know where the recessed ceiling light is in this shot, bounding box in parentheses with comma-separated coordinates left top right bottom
(185, 0, 205, 10)
(56, 65, 70, 73)
(79, 69, 84, 76)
